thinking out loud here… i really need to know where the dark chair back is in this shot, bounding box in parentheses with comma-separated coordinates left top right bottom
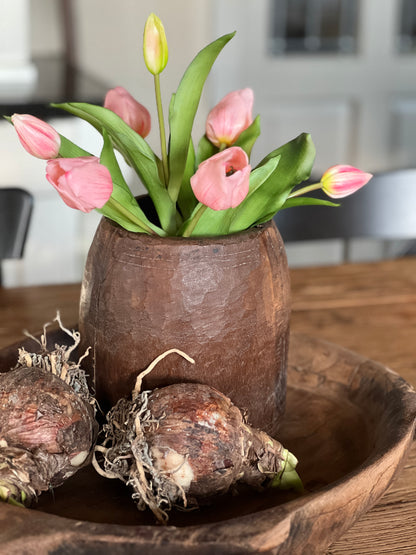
(274, 168, 416, 244)
(0, 188, 33, 285)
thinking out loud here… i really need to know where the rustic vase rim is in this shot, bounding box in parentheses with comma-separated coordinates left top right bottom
(101, 214, 278, 245)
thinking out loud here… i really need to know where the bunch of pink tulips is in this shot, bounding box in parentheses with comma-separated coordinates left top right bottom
(7, 14, 372, 238)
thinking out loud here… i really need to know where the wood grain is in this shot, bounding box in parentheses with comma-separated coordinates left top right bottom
(326, 451, 416, 554)
(0, 282, 80, 349)
(0, 257, 415, 553)
(0, 330, 414, 554)
(290, 258, 416, 554)
(290, 258, 416, 384)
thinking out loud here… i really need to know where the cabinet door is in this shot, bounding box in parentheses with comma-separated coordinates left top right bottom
(211, 0, 416, 174)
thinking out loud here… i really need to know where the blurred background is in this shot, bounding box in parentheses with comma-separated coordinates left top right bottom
(1, 0, 416, 286)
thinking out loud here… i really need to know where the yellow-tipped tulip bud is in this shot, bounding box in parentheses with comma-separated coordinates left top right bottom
(143, 13, 168, 75)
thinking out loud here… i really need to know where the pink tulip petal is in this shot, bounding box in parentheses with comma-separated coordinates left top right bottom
(104, 87, 151, 138)
(190, 147, 250, 211)
(12, 114, 61, 159)
(321, 164, 373, 198)
(228, 165, 252, 208)
(206, 89, 254, 147)
(46, 157, 113, 213)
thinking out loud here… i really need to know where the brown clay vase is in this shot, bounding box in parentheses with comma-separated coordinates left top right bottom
(79, 217, 291, 436)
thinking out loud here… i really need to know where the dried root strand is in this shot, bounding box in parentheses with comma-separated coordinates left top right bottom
(94, 392, 188, 524)
(18, 312, 94, 405)
(0, 445, 52, 507)
(93, 350, 196, 523)
(133, 348, 195, 398)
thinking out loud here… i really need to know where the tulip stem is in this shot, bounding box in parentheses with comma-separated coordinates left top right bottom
(154, 74, 169, 187)
(288, 182, 322, 198)
(106, 197, 165, 236)
(181, 204, 208, 237)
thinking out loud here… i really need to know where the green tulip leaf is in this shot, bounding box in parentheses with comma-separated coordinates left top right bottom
(281, 196, 339, 209)
(177, 139, 198, 220)
(179, 203, 234, 237)
(256, 197, 339, 229)
(167, 32, 236, 203)
(247, 155, 281, 194)
(195, 134, 218, 166)
(257, 132, 315, 179)
(52, 102, 177, 234)
(233, 132, 316, 229)
(234, 115, 261, 159)
(98, 129, 166, 235)
(58, 135, 91, 158)
(98, 189, 164, 234)
(99, 129, 131, 193)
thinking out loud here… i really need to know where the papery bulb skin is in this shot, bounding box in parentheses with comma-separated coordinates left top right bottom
(11, 114, 61, 159)
(46, 157, 113, 213)
(206, 88, 254, 148)
(143, 13, 168, 75)
(104, 87, 151, 138)
(95, 382, 302, 523)
(190, 146, 251, 211)
(0, 345, 97, 507)
(0, 367, 95, 472)
(321, 165, 373, 198)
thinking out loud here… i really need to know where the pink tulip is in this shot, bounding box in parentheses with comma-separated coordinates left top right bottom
(104, 87, 151, 138)
(190, 147, 251, 211)
(321, 165, 373, 198)
(206, 88, 254, 148)
(11, 114, 61, 159)
(46, 157, 113, 213)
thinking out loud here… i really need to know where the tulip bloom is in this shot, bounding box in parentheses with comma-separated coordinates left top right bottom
(321, 165, 373, 198)
(104, 87, 151, 138)
(143, 13, 168, 75)
(46, 157, 113, 213)
(190, 147, 251, 211)
(206, 88, 254, 148)
(11, 114, 61, 159)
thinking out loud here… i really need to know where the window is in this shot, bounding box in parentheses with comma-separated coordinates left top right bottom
(269, 0, 359, 54)
(398, 0, 416, 53)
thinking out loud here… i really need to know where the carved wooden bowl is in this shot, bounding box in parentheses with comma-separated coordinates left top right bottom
(0, 332, 415, 554)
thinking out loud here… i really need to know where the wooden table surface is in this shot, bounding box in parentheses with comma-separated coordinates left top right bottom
(0, 257, 415, 554)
